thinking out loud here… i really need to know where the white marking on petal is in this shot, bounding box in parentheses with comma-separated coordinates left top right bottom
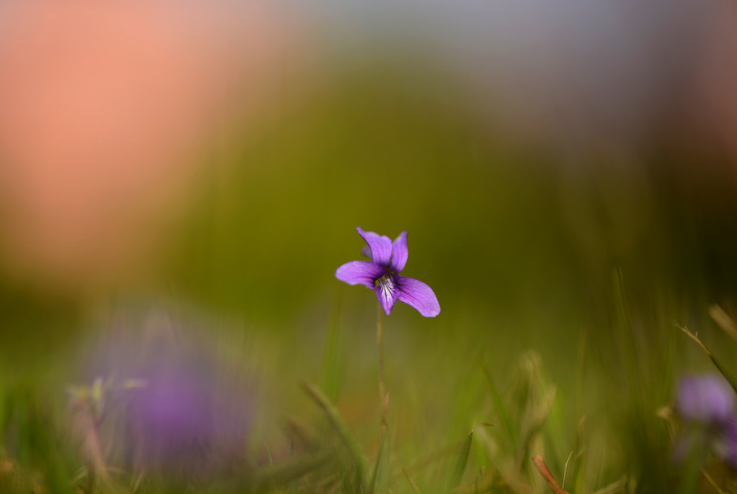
(378, 275, 395, 304)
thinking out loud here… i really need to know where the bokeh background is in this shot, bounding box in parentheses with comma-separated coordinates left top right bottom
(3, 1, 737, 492)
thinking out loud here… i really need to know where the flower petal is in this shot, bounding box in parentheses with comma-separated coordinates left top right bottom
(395, 275, 440, 317)
(375, 275, 399, 315)
(389, 231, 408, 273)
(335, 261, 384, 289)
(361, 246, 372, 259)
(357, 227, 392, 268)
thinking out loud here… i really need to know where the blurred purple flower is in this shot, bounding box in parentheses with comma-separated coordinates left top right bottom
(336, 227, 440, 317)
(673, 375, 737, 469)
(676, 375, 735, 425)
(124, 353, 253, 478)
(84, 310, 254, 480)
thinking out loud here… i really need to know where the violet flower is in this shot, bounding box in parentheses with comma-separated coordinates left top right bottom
(677, 375, 735, 425)
(674, 375, 737, 468)
(336, 228, 440, 317)
(84, 312, 254, 480)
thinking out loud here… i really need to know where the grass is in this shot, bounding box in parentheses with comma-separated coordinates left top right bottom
(1, 287, 735, 494)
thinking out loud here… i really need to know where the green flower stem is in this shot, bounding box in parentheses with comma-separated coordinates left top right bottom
(377, 302, 386, 408)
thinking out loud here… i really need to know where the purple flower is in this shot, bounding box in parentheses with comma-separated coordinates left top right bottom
(677, 375, 735, 425)
(673, 375, 737, 468)
(84, 313, 254, 480)
(335, 228, 440, 317)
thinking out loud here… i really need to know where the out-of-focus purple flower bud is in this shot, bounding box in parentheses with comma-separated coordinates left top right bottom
(676, 375, 735, 425)
(83, 308, 256, 480)
(125, 358, 251, 478)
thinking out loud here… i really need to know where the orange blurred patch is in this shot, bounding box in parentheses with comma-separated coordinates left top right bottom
(0, 1, 299, 289)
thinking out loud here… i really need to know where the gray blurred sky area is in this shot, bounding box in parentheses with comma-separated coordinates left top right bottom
(311, 0, 726, 148)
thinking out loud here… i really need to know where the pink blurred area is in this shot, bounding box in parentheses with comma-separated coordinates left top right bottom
(0, 1, 297, 287)
(695, 1, 737, 159)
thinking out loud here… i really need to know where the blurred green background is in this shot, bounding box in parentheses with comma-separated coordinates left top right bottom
(3, 42, 737, 492)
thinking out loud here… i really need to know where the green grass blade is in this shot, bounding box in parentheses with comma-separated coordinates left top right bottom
(679, 325, 737, 394)
(708, 354, 737, 395)
(402, 468, 422, 494)
(369, 423, 392, 494)
(709, 304, 737, 343)
(479, 358, 517, 448)
(613, 268, 643, 405)
(300, 381, 370, 490)
(448, 426, 473, 491)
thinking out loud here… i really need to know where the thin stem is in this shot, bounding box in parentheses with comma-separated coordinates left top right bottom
(377, 302, 386, 408)
(402, 467, 422, 494)
(562, 450, 574, 491)
(532, 455, 570, 494)
(701, 467, 727, 494)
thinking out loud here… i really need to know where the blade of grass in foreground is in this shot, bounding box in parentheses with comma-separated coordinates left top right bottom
(300, 381, 370, 490)
(479, 357, 517, 449)
(368, 392, 391, 494)
(402, 468, 422, 494)
(369, 419, 391, 494)
(709, 304, 737, 344)
(448, 425, 473, 491)
(4, 386, 77, 494)
(613, 268, 642, 406)
(678, 325, 737, 394)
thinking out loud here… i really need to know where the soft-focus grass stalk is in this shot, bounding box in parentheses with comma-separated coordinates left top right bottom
(479, 357, 517, 450)
(679, 324, 737, 394)
(300, 381, 370, 490)
(613, 268, 643, 408)
(448, 425, 473, 490)
(402, 467, 422, 493)
(370, 406, 391, 494)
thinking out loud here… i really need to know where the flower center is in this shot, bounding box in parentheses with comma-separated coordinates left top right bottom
(377, 274, 395, 300)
